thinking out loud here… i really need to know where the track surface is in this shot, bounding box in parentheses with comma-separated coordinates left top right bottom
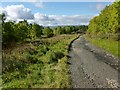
(69, 36, 119, 88)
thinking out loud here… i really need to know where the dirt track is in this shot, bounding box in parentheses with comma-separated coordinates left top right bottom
(69, 35, 119, 88)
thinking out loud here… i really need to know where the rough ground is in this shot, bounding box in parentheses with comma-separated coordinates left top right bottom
(69, 35, 119, 88)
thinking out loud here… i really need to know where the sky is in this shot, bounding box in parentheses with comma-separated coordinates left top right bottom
(0, 0, 114, 26)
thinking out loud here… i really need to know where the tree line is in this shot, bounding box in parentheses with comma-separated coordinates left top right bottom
(1, 14, 88, 48)
(86, 1, 120, 41)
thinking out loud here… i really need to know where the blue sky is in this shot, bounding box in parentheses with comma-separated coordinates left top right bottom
(2, 2, 112, 15)
(1, 2, 113, 26)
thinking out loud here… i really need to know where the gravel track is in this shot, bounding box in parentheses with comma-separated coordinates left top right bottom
(69, 36, 119, 88)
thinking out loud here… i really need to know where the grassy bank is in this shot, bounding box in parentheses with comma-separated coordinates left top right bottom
(85, 36, 119, 58)
(2, 34, 78, 88)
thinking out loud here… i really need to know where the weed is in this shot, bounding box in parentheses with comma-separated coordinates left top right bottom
(2, 34, 78, 88)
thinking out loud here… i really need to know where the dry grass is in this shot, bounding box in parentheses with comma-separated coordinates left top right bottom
(2, 34, 78, 88)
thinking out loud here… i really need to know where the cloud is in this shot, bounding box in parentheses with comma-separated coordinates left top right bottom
(34, 13, 54, 21)
(1, 5, 34, 21)
(6, 5, 34, 19)
(20, 0, 44, 8)
(34, 13, 93, 26)
(1, 5, 93, 26)
(34, 13, 55, 26)
(51, 15, 93, 26)
(0, 6, 7, 15)
(21, 0, 44, 8)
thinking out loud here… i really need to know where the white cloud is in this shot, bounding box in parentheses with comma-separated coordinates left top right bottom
(34, 13, 93, 26)
(1, 5, 93, 26)
(54, 15, 92, 26)
(0, 5, 34, 21)
(34, 13, 54, 21)
(20, 0, 44, 8)
(6, 5, 34, 20)
(0, 6, 7, 15)
(34, 13, 55, 26)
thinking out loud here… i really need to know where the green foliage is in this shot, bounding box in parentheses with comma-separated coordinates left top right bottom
(43, 27, 53, 37)
(27, 24, 37, 41)
(37, 45, 49, 56)
(64, 26, 73, 34)
(32, 23, 43, 38)
(2, 58, 27, 73)
(15, 20, 29, 41)
(46, 51, 64, 63)
(53, 26, 66, 35)
(1, 13, 87, 47)
(87, 1, 120, 40)
(2, 35, 78, 88)
(52, 25, 88, 35)
(3, 21, 17, 44)
(86, 36, 119, 58)
(2, 18, 44, 47)
(75, 25, 88, 33)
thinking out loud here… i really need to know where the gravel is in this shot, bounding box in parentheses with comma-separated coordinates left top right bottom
(69, 35, 119, 88)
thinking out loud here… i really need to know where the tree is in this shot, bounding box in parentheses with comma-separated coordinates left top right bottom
(3, 21, 17, 44)
(32, 23, 43, 38)
(43, 27, 53, 37)
(15, 20, 29, 41)
(87, 1, 120, 40)
(53, 26, 65, 35)
(27, 24, 37, 40)
(65, 26, 72, 34)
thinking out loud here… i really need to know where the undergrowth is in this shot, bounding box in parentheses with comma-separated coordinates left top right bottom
(2, 34, 78, 88)
(85, 36, 119, 58)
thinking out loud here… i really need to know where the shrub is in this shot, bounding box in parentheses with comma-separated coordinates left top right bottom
(43, 27, 53, 37)
(46, 51, 64, 63)
(37, 45, 49, 56)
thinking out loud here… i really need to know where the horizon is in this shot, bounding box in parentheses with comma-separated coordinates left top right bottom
(1, 1, 113, 26)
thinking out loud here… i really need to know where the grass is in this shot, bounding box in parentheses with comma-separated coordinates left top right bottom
(85, 36, 119, 58)
(2, 34, 79, 88)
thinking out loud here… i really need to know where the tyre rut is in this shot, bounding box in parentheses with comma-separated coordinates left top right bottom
(69, 35, 119, 88)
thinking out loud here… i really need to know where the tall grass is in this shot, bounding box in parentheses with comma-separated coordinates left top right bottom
(2, 34, 78, 88)
(85, 36, 119, 58)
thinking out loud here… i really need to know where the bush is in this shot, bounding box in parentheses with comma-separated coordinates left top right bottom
(43, 27, 53, 37)
(46, 51, 64, 63)
(37, 45, 49, 56)
(27, 54, 39, 64)
(2, 58, 26, 73)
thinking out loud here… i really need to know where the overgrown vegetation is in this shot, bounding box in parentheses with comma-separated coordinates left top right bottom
(2, 34, 79, 88)
(86, 37, 119, 58)
(1, 13, 87, 48)
(86, 1, 120, 41)
(86, 1, 120, 58)
(0, 11, 88, 88)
